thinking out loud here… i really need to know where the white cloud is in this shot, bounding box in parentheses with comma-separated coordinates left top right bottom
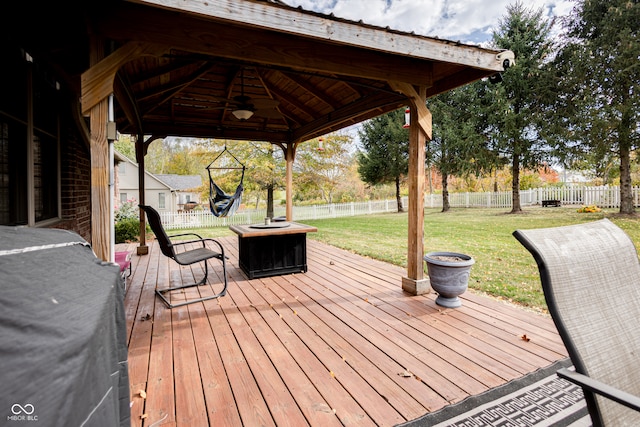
(281, 0, 575, 44)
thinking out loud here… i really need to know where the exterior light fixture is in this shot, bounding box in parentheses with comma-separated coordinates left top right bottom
(232, 109, 254, 120)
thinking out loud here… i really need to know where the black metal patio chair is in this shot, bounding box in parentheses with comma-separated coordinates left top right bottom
(140, 204, 228, 309)
(513, 219, 640, 426)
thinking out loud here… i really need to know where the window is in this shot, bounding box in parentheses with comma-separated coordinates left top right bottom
(120, 193, 128, 205)
(0, 119, 28, 225)
(118, 162, 126, 174)
(0, 46, 59, 226)
(158, 192, 166, 209)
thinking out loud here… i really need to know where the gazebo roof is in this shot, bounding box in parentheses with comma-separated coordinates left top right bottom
(8, 0, 509, 145)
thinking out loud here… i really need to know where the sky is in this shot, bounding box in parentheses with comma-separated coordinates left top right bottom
(278, 0, 577, 146)
(280, 0, 575, 45)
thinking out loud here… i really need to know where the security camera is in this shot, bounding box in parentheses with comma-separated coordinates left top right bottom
(496, 50, 515, 69)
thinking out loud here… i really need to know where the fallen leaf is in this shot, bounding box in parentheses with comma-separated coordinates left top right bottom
(399, 371, 412, 378)
(140, 413, 148, 419)
(521, 334, 531, 342)
(138, 390, 146, 399)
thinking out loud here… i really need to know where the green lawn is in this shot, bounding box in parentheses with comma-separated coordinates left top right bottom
(170, 206, 640, 313)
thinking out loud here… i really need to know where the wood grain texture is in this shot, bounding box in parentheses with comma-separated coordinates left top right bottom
(119, 236, 568, 426)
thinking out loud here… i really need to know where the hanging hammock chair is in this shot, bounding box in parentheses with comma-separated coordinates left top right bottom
(206, 146, 246, 218)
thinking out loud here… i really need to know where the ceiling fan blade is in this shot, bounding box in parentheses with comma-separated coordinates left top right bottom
(254, 108, 283, 119)
(251, 98, 279, 109)
(201, 106, 228, 110)
(209, 95, 240, 105)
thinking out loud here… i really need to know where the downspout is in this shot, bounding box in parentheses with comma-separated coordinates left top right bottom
(107, 94, 117, 263)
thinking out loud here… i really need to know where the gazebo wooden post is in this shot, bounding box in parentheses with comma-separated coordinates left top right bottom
(402, 88, 432, 295)
(284, 142, 296, 221)
(82, 42, 165, 260)
(89, 102, 111, 262)
(87, 36, 111, 262)
(136, 133, 149, 255)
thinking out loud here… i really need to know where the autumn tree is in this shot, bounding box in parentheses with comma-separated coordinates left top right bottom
(244, 142, 285, 217)
(295, 133, 353, 204)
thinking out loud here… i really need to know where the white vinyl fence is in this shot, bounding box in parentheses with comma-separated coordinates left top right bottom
(158, 185, 640, 229)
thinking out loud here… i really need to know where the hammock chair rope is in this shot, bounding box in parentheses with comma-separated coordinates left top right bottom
(206, 147, 246, 218)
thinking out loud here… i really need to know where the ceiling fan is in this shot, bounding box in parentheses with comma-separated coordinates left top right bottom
(206, 68, 281, 120)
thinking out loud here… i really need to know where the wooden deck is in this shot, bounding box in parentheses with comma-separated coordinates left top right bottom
(119, 236, 568, 427)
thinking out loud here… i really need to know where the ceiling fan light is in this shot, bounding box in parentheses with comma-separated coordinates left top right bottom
(232, 109, 254, 120)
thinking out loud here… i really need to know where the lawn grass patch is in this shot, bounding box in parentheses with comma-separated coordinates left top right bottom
(303, 206, 638, 313)
(166, 206, 639, 313)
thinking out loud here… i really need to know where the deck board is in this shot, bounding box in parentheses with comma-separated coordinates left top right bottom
(119, 235, 568, 427)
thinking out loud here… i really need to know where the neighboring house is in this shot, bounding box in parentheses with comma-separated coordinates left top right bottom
(154, 174, 203, 211)
(114, 151, 202, 214)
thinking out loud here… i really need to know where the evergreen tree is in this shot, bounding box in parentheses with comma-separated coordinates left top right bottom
(429, 84, 495, 211)
(356, 109, 409, 212)
(487, 1, 557, 213)
(549, 0, 639, 213)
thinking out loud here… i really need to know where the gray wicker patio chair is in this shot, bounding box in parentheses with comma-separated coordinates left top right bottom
(140, 204, 228, 309)
(514, 219, 640, 427)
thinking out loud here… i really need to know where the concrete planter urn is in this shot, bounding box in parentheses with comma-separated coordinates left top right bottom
(424, 252, 475, 308)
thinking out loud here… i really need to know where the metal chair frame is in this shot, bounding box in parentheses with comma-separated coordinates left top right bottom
(514, 219, 640, 426)
(140, 205, 228, 308)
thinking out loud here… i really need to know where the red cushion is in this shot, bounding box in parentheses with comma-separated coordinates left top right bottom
(115, 251, 131, 272)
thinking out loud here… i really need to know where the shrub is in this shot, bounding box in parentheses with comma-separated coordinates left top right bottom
(115, 199, 141, 243)
(115, 199, 139, 222)
(115, 217, 140, 243)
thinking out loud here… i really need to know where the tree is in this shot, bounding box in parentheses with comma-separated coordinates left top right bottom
(245, 142, 285, 217)
(356, 109, 409, 212)
(487, 1, 557, 213)
(428, 84, 495, 211)
(295, 133, 353, 204)
(113, 134, 136, 160)
(549, 0, 639, 214)
(195, 140, 286, 216)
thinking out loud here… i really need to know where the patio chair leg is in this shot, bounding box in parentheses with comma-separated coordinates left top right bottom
(155, 259, 228, 309)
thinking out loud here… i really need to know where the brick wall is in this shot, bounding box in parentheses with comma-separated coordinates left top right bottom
(53, 112, 92, 243)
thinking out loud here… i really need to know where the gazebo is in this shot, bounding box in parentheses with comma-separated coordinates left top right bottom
(13, 0, 513, 294)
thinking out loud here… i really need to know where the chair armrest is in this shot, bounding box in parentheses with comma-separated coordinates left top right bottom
(168, 232, 204, 240)
(557, 367, 640, 412)
(169, 238, 226, 255)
